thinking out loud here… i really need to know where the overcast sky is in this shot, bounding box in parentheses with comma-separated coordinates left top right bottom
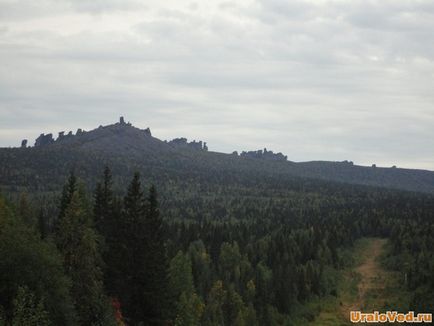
(1, 0, 433, 170)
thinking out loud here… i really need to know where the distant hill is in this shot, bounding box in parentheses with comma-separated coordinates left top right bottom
(1, 117, 434, 194)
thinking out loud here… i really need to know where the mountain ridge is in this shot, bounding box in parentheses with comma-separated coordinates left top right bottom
(1, 117, 434, 194)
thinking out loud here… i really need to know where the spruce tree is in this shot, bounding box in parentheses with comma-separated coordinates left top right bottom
(94, 166, 114, 236)
(56, 191, 116, 326)
(142, 184, 171, 325)
(58, 172, 76, 221)
(117, 172, 148, 324)
(117, 176, 172, 325)
(37, 208, 47, 240)
(94, 167, 124, 297)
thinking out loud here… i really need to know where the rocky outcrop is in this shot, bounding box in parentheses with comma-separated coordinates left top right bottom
(240, 148, 287, 161)
(31, 118, 151, 148)
(143, 128, 151, 137)
(21, 139, 28, 148)
(167, 138, 208, 151)
(34, 133, 54, 147)
(118, 116, 132, 127)
(57, 131, 74, 142)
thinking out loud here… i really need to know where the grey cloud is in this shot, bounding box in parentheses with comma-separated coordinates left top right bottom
(0, 0, 146, 21)
(0, 0, 433, 170)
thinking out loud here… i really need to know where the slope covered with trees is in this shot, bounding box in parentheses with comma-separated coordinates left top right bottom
(1, 119, 434, 195)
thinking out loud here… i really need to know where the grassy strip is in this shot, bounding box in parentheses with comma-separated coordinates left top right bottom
(304, 238, 409, 326)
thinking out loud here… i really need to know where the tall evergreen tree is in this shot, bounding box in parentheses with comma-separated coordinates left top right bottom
(94, 166, 114, 236)
(58, 172, 77, 221)
(116, 172, 148, 324)
(37, 208, 47, 240)
(94, 167, 118, 293)
(142, 184, 172, 325)
(56, 191, 115, 326)
(116, 176, 172, 325)
(102, 195, 123, 297)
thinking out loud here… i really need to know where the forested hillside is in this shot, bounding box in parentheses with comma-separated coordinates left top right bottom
(1, 118, 434, 194)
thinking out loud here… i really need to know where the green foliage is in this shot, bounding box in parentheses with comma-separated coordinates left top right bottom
(141, 184, 172, 324)
(169, 251, 195, 299)
(110, 174, 172, 325)
(58, 172, 77, 221)
(0, 196, 76, 325)
(219, 242, 242, 287)
(12, 286, 50, 326)
(56, 190, 115, 326)
(174, 292, 204, 326)
(385, 220, 434, 313)
(203, 280, 226, 326)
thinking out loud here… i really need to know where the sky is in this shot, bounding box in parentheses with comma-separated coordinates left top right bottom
(1, 0, 434, 170)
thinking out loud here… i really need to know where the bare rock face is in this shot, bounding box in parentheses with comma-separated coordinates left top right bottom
(21, 139, 28, 148)
(57, 131, 75, 142)
(168, 138, 208, 151)
(35, 133, 54, 147)
(143, 128, 151, 136)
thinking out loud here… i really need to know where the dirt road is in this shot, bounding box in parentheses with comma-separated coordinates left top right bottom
(340, 238, 387, 319)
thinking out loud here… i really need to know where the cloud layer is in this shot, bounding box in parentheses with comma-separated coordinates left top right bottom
(1, 0, 433, 169)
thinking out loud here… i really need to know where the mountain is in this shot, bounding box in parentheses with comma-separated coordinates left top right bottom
(1, 117, 434, 194)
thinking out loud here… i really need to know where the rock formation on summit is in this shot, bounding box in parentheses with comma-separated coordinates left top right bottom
(35, 133, 54, 147)
(240, 148, 287, 161)
(167, 138, 208, 151)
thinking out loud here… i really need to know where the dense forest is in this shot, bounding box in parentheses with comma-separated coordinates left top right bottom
(1, 163, 433, 325)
